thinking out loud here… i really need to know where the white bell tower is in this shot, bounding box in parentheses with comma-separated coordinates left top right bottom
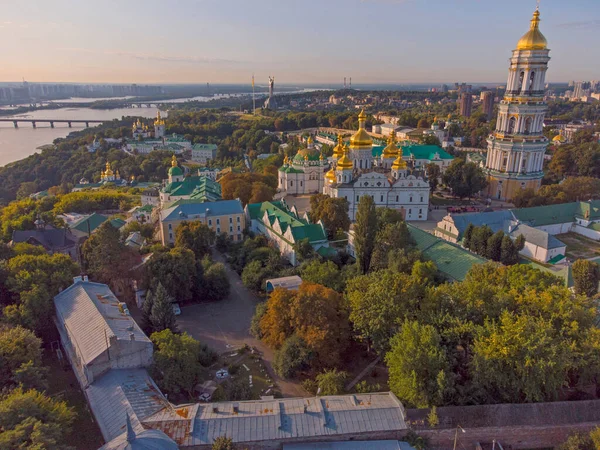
(485, 7, 550, 201)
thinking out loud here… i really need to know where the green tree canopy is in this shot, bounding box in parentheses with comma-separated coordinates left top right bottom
(175, 221, 216, 259)
(354, 196, 377, 274)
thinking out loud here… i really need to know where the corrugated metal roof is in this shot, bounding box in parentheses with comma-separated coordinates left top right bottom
(284, 441, 415, 450)
(54, 281, 150, 365)
(161, 199, 243, 222)
(87, 369, 170, 443)
(141, 393, 407, 446)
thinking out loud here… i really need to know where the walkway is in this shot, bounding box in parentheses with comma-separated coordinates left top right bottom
(177, 251, 306, 398)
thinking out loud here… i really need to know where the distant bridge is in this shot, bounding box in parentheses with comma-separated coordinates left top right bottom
(0, 118, 108, 128)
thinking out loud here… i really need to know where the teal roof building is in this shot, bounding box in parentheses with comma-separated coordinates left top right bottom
(246, 200, 329, 266)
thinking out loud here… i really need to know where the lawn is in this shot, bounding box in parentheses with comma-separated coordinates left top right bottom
(219, 348, 281, 399)
(43, 353, 104, 450)
(557, 233, 600, 260)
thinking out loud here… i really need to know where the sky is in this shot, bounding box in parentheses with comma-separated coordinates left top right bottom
(1, 0, 599, 85)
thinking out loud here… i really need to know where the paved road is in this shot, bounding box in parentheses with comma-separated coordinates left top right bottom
(177, 252, 306, 398)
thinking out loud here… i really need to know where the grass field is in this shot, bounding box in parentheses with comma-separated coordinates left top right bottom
(220, 350, 280, 398)
(557, 233, 600, 260)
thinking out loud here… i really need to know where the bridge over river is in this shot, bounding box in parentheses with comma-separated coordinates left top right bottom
(0, 118, 108, 128)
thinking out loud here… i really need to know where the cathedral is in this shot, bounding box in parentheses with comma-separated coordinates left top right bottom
(279, 111, 430, 221)
(485, 8, 551, 201)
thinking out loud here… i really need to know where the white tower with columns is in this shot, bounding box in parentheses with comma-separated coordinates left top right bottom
(485, 7, 550, 201)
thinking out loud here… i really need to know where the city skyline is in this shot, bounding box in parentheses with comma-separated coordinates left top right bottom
(1, 0, 599, 84)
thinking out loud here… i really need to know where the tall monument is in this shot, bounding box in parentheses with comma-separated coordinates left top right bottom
(264, 76, 277, 109)
(485, 7, 550, 201)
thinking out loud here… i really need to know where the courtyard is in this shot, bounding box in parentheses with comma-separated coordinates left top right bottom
(557, 232, 600, 260)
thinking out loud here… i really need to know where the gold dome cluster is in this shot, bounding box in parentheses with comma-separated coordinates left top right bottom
(516, 9, 547, 51)
(154, 111, 165, 126)
(392, 147, 407, 171)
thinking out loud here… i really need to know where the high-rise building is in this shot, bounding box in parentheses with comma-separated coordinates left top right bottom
(481, 91, 495, 120)
(459, 92, 473, 117)
(574, 82, 584, 99)
(485, 8, 550, 201)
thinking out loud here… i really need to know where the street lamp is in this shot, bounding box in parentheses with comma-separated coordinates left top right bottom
(453, 425, 466, 450)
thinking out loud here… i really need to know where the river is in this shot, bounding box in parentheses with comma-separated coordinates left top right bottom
(0, 106, 162, 167)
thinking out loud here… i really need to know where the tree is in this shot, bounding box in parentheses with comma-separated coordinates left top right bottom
(572, 259, 600, 297)
(471, 311, 573, 403)
(486, 231, 504, 262)
(556, 432, 595, 450)
(500, 234, 520, 265)
(463, 223, 475, 250)
(0, 325, 45, 389)
(212, 436, 236, 450)
(417, 118, 431, 129)
(442, 159, 488, 199)
(315, 369, 348, 395)
(148, 283, 178, 333)
(470, 225, 492, 256)
(370, 221, 414, 272)
(354, 196, 377, 274)
(0, 387, 74, 449)
(425, 163, 441, 192)
(273, 335, 311, 378)
(203, 262, 230, 301)
(150, 329, 206, 398)
(81, 220, 139, 289)
(347, 270, 418, 353)
(300, 259, 344, 292)
(310, 194, 350, 239)
(249, 182, 275, 204)
(386, 320, 449, 408)
(175, 221, 215, 259)
(260, 283, 350, 368)
(145, 247, 200, 302)
(294, 238, 316, 262)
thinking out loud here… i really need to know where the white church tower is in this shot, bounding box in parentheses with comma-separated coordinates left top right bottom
(154, 111, 166, 139)
(485, 7, 550, 201)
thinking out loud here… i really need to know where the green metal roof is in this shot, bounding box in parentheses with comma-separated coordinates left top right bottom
(512, 201, 600, 227)
(192, 143, 218, 151)
(71, 213, 125, 234)
(403, 144, 454, 161)
(317, 246, 338, 258)
(247, 201, 327, 244)
(408, 224, 486, 282)
(162, 175, 220, 197)
(279, 166, 305, 174)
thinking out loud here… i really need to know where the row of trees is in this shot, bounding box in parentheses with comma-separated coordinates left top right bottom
(0, 243, 81, 447)
(512, 177, 600, 208)
(462, 224, 525, 265)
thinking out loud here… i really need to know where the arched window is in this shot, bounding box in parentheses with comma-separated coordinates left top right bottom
(529, 71, 535, 92)
(508, 117, 517, 134)
(524, 117, 532, 134)
(519, 71, 525, 91)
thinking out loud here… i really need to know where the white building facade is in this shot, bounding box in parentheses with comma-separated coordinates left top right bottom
(278, 136, 329, 195)
(322, 111, 430, 221)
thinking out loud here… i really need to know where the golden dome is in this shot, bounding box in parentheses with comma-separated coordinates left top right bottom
(332, 134, 344, 158)
(392, 155, 407, 170)
(319, 153, 324, 161)
(171, 155, 178, 167)
(350, 109, 373, 149)
(325, 168, 336, 183)
(382, 132, 399, 159)
(336, 144, 354, 170)
(307, 135, 314, 145)
(553, 134, 565, 142)
(516, 9, 547, 51)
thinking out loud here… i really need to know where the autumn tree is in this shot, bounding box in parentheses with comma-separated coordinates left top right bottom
(354, 195, 377, 274)
(249, 182, 275, 204)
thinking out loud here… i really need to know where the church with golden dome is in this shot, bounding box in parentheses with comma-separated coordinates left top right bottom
(322, 110, 430, 221)
(485, 7, 551, 201)
(278, 135, 329, 195)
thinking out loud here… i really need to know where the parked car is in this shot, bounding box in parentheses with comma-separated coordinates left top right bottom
(172, 303, 181, 316)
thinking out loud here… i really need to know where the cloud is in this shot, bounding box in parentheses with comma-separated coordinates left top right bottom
(557, 20, 600, 30)
(58, 48, 245, 65)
